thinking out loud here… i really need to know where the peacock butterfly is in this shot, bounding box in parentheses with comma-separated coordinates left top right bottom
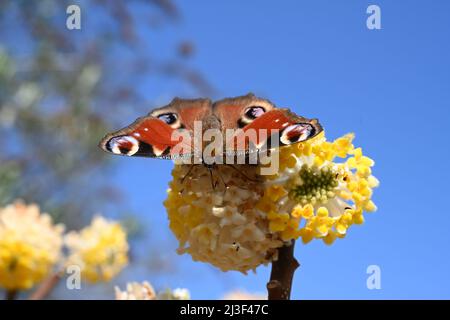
(99, 93, 323, 168)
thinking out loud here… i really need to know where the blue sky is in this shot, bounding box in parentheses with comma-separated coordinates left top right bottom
(106, 0, 450, 299)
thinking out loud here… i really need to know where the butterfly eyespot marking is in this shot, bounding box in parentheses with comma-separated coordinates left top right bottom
(107, 136, 139, 156)
(237, 106, 266, 128)
(244, 106, 266, 119)
(157, 112, 178, 125)
(280, 123, 315, 145)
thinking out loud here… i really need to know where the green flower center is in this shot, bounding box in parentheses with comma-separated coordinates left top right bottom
(289, 165, 338, 205)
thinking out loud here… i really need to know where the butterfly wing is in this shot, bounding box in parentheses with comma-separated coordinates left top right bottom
(213, 93, 323, 152)
(242, 108, 323, 147)
(99, 98, 212, 159)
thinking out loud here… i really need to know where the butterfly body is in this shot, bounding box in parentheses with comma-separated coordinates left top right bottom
(99, 94, 323, 166)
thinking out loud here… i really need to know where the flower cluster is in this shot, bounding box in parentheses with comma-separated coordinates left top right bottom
(115, 281, 190, 300)
(0, 201, 64, 290)
(157, 287, 191, 300)
(260, 132, 379, 244)
(65, 216, 129, 283)
(115, 281, 156, 300)
(164, 132, 378, 272)
(164, 165, 284, 273)
(0, 201, 129, 293)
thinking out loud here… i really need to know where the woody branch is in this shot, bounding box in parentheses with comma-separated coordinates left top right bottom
(266, 240, 299, 300)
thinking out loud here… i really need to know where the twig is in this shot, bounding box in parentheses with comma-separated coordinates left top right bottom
(29, 272, 62, 300)
(267, 240, 299, 300)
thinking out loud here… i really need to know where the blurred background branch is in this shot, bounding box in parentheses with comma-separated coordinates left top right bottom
(0, 0, 212, 299)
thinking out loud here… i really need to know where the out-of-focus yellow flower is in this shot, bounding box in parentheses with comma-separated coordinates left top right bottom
(115, 281, 156, 300)
(222, 289, 266, 300)
(260, 132, 379, 245)
(157, 287, 191, 300)
(115, 281, 190, 300)
(0, 201, 64, 290)
(65, 216, 128, 283)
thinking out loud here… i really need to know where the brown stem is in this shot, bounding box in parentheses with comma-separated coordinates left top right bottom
(5, 290, 17, 300)
(267, 240, 299, 300)
(29, 272, 62, 300)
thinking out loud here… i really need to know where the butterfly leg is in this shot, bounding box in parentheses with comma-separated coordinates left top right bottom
(180, 164, 196, 184)
(215, 168, 229, 196)
(179, 165, 198, 195)
(208, 166, 219, 190)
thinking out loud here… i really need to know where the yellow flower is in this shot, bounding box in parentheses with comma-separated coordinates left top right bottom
(115, 281, 156, 300)
(0, 201, 64, 290)
(261, 132, 379, 245)
(280, 218, 302, 241)
(164, 165, 283, 273)
(115, 281, 190, 300)
(65, 216, 129, 283)
(163, 132, 378, 272)
(291, 204, 313, 219)
(266, 185, 288, 202)
(158, 287, 191, 300)
(268, 211, 290, 232)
